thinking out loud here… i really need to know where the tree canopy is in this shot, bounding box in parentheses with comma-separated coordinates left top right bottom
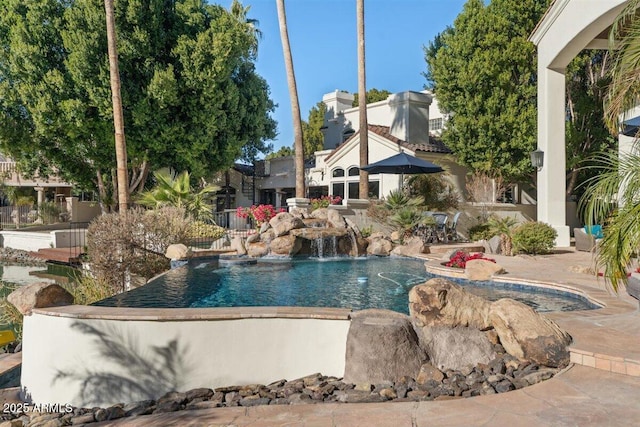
(0, 0, 276, 200)
(424, 0, 549, 182)
(352, 88, 391, 107)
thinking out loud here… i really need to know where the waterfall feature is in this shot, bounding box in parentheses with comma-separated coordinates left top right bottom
(311, 235, 338, 258)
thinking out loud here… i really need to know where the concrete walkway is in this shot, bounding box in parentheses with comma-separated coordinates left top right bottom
(95, 249, 640, 426)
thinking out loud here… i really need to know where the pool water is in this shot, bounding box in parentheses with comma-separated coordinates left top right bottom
(94, 257, 599, 314)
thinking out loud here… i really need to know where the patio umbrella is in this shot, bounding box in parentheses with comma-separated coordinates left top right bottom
(360, 152, 444, 174)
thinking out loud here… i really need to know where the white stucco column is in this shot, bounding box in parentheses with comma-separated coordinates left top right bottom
(537, 67, 570, 247)
(34, 187, 44, 206)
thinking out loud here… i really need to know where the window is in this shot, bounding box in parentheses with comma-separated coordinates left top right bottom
(429, 118, 443, 132)
(332, 168, 345, 178)
(348, 167, 359, 176)
(368, 181, 379, 199)
(348, 182, 359, 199)
(332, 183, 345, 199)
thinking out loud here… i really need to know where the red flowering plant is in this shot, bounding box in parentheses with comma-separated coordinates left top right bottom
(236, 204, 286, 228)
(310, 195, 343, 211)
(445, 250, 496, 269)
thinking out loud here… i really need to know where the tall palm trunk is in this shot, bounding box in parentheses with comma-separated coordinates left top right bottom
(104, 0, 129, 211)
(276, 0, 305, 199)
(357, 0, 369, 199)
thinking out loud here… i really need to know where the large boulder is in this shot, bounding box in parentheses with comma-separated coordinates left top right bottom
(269, 212, 305, 237)
(419, 326, 496, 372)
(489, 298, 572, 367)
(230, 235, 247, 256)
(246, 241, 269, 258)
(246, 233, 261, 244)
(270, 235, 302, 256)
(408, 278, 491, 330)
(327, 209, 347, 229)
(309, 208, 329, 220)
(366, 237, 393, 256)
(391, 237, 425, 257)
(464, 259, 505, 281)
(344, 309, 426, 384)
(165, 243, 191, 260)
(8, 282, 74, 315)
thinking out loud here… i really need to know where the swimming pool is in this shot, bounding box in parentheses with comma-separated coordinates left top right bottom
(94, 257, 599, 313)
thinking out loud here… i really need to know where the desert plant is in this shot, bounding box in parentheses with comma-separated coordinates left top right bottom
(87, 206, 192, 292)
(138, 169, 219, 221)
(384, 189, 424, 211)
(468, 223, 494, 242)
(389, 207, 424, 240)
(0, 281, 22, 340)
(512, 221, 557, 255)
(487, 215, 519, 256)
(187, 221, 226, 240)
(359, 225, 373, 238)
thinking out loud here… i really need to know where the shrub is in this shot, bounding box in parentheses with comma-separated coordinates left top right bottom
(0, 281, 23, 340)
(236, 204, 285, 228)
(468, 223, 494, 241)
(187, 221, 226, 240)
(38, 201, 62, 224)
(360, 225, 373, 238)
(512, 221, 557, 255)
(487, 215, 519, 256)
(87, 206, 191, 292)
(310, 195, 342, 211)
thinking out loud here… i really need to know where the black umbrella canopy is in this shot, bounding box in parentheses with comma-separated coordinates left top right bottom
(360, 152, 444, 174)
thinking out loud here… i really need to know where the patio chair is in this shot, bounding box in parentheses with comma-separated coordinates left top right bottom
(574, 226, 602, 252)
(432, 213, 449, 243)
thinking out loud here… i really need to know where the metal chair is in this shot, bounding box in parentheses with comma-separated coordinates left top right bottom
(432, 213, 449, 243)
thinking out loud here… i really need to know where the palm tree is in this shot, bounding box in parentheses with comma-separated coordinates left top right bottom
(276, 0, 305, 199)
(604, 0, 640, 133)
(103, 0, 129, 211)
(578, 0, 640, 292)
(357, 0, 369, 199)
(138, 170, 220, 221)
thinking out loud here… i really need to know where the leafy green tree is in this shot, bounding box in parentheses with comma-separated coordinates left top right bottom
(352, 88, 391, 107)
(424, 0, 548, 182)
(265, 146, 294, 159)
(565, 51, 615, 198)
(301, 102, 327, 158)
(0, 0, 276, 205)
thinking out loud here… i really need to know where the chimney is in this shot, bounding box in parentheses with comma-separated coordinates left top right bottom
(388, 91, 433, 144)
(321, 91, 355, 149)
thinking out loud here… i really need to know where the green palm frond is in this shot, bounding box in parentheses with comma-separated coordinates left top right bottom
(605, 0, 640, 133)
(579, 150, 640, 292)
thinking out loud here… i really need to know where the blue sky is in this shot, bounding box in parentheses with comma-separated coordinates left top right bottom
(217, 0, 467, 153)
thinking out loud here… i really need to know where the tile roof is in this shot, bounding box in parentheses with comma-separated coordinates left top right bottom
(325, 125, 451, 161)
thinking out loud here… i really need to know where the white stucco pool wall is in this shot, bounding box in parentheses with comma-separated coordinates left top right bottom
(21, 307, 351, 408)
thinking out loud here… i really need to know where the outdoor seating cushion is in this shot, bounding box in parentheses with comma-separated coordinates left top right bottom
(584, 225, 604, 239)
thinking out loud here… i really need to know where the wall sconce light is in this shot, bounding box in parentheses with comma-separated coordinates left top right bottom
(530, 149, 544, 171)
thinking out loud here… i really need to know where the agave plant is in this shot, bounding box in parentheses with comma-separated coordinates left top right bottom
(138, 169, 219, 221)
(579, 150, 640, 292)
(384, 189, 424, 211)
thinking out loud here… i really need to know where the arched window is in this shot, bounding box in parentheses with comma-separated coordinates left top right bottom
(348, 167, 359, 176)
(332, 168, 345, 178)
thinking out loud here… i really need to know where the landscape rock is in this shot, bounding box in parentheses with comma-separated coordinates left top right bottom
(7, 282, 74, 315)
(408, 278, 491, 329)
(344, 309, 426, 384)
(464, 259, 506, 280)
(246, 242, 269, 258)
(484, 236, 502, 254)
(309, 208, 329, 220)
(416, 363, 444, 384)
(269, 212, 305, 237)
(230, 235, 247, 256)
(327, 209, 347, 229)
(420, 326, 496, 372)
(391, 237, 425, 257)
(366, 237, 393, 256)
(489, 298, 572, 367)
(245, 233, 261, 244)
(269, 235, 302, 256)
(165, 243, 191, 260)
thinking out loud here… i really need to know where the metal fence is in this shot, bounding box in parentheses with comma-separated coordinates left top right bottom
(0, 202, 68, 229)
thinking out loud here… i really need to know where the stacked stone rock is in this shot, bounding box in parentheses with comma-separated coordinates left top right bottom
(2, 359, 561, 426)
(0, 248, 47, 265)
